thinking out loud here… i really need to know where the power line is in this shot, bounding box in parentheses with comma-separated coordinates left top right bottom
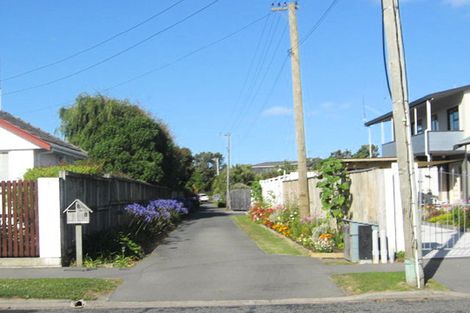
(1, 0, 186, 82)
(239, 0, 340, 141)
(15, 13, 270, 115)
(238, 55, 289, 142)
(298, 0, 340, 46)
(225, 13, 273, 121)
(228, 14, 282, 132)
(4, 0, 219, 96)
(229, 23, 288, 133)
(106, 13, 271, 91)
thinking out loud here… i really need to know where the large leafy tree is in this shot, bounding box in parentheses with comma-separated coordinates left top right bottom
(59, 94, 192, 189)
(188, 152, 224, 192)
(353, 144, 380, 158)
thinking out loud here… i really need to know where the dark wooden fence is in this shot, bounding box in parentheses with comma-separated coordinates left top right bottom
(0, 180, 39, 257)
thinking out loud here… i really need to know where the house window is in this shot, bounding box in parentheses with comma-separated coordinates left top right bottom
(0, 153, 8, 181)
(447, 107, 459, 131)
(411, 119, 423, 135)
(431, 114, 439, 131)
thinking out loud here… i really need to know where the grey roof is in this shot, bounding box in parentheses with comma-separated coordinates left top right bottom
(365, 85, 470, 127)
(0, 111, 87, 158)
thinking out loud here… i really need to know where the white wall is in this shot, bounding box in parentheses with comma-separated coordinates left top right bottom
(462, 91, 470, 137)
(38, 178, 62, 266)
(0, 127, 40, 150)
(260, 172, 317, 207)
(0, 127, 40, 180)
(8, 150, 35, 180)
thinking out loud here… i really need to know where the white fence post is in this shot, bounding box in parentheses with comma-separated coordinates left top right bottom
(38, 178, 62, 266)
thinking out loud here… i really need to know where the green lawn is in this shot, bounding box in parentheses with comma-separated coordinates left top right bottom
(231, 215, 308, 256)
(332, 272, 448, 295)
(0, 278, 121, 300)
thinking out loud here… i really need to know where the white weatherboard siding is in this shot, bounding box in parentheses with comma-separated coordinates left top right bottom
(0, 127, 40, 150)
(38, 178, 62, 266)
(0, 126, 41, 180)
(8, 150, 35, 180)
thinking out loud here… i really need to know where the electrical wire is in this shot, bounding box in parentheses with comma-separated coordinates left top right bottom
(15, 13, 270, 115)
(4, 0, 219, 96)
(225, 13, 273, 121)
(228, 14, 282, 132)
(230, 23, 288, 133)
(1, 0, 186, 82)
(381, 0, 393, 98)
(238, 55, 289, 142)
(237, 1, 341, 141)
(105, 13, 272, 91)
(298, 0, 340, 47)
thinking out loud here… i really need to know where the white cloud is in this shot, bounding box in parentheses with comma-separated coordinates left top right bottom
(320, 102, 351, 111)
(262, 106, 292, 116)
(444, 0, 470, 6)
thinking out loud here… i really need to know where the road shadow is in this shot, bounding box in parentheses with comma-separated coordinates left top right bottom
(186, 204, 235, 221)
(423, 230, 461, 283)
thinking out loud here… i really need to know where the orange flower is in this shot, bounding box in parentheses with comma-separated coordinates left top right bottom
(319, 233, 333, 240)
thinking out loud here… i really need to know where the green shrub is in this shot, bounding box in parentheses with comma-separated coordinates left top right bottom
(23, 163, 103, 180)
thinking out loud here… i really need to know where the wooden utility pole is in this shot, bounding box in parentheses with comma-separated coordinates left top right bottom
(272, 2, 310, 218)
(225, 133, 231, 210)
(382, 0, 424, 287)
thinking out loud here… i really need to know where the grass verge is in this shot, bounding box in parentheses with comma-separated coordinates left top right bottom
(231, 215, 308, 256)
(0, 278, 121, 300)
(332, 272, 448, 295)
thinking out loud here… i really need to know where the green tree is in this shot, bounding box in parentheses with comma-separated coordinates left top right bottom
(353, 144, 380, 158)
(59, 94, 192, 189)
(188, 152, 224, 192)
(329, 149, 353, 159)
(231, 164, 257, 186)
(211, 164, 257, 202)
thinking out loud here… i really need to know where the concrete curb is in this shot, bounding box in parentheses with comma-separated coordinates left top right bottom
(1, 291, 470, 310)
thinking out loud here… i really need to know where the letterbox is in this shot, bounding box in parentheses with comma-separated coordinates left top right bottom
(63, 199, 93, 224)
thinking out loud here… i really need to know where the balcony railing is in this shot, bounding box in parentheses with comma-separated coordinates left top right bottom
(381, 131, 465, 157)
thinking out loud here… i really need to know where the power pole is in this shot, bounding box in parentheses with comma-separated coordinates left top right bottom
(382, 0, 424, 288)
(225, 133, 231, 210)
(272, 2, 310, 218)
(213, 157, 220, 176)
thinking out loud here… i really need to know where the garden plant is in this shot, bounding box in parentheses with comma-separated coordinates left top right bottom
(82, 199, 188, 267)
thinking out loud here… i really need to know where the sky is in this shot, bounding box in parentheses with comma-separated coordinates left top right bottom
(0, 0, 469, 165)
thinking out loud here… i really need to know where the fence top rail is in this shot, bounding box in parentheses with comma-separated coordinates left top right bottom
(58, 171, 170, 190)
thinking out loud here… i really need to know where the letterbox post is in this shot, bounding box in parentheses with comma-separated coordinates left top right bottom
(76, 224, 83, 267)
(63, 199, 93, 268)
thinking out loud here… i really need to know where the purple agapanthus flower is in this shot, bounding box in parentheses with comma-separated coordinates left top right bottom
(125, 199, 188, 223)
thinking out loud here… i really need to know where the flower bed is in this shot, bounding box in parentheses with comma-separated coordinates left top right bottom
(248, 203, 342, 253)
(82, 199, 189, 267)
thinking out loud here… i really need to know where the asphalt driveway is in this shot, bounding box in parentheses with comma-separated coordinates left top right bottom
(109, 205, 345, 301)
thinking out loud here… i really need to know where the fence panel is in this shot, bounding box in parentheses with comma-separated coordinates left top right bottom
(0, 180, 39, 257)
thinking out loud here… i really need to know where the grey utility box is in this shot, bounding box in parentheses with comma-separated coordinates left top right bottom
(343, 220, 378, 262)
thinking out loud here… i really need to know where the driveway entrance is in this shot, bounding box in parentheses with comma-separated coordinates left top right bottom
(109, 205, 344, 301)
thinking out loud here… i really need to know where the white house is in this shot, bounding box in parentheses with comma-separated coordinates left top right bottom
(365, 85, 470, 204)
(0, 111, 87, 181)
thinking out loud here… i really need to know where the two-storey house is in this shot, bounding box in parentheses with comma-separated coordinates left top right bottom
(365, 85, 470, 204)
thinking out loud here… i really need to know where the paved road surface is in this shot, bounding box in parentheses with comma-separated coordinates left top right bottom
(4, 299, 470, 313)
(109, 205, 344, 301)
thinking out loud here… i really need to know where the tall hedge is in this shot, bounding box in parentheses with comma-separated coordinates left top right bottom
(59, 94, 193, 189)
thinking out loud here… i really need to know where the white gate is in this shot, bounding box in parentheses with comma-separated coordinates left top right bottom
(420, 166, 470, 259)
